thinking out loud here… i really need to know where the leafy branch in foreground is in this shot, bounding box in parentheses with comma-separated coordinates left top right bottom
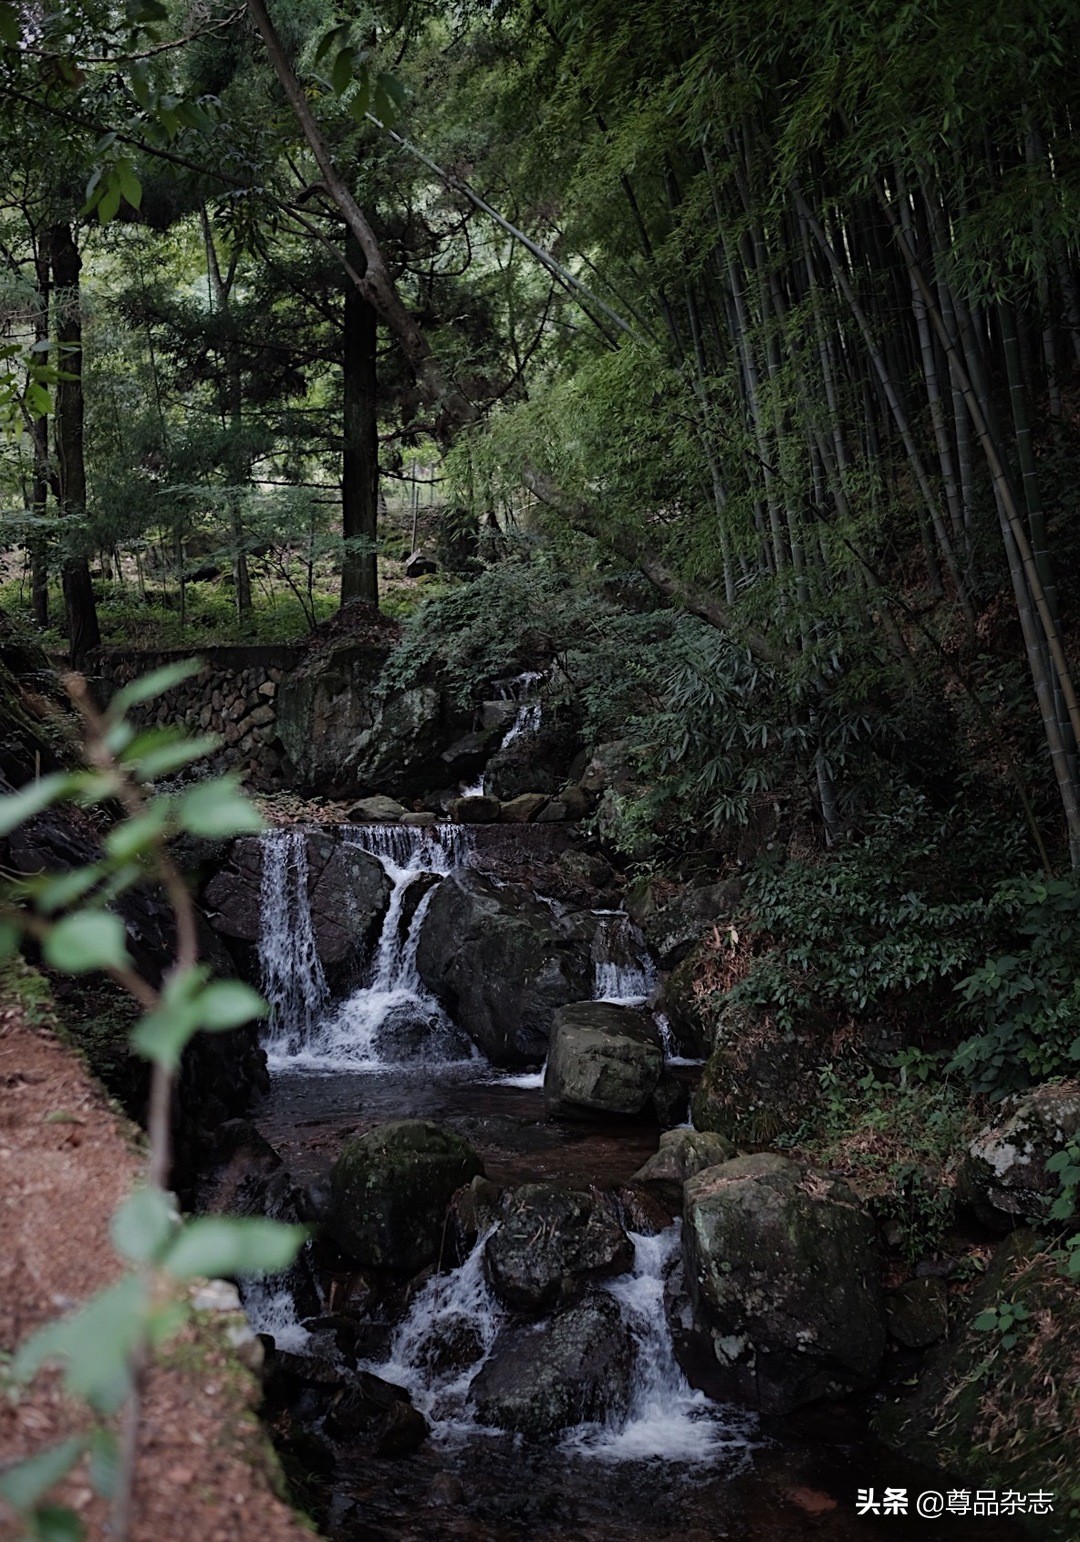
(0, 662, 304, 1542)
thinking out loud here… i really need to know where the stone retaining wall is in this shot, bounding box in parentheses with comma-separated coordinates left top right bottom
(99, 645, 304, 790)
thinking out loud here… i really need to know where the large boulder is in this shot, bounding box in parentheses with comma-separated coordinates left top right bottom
(690, 1004, 821, 1146)
(632, 1128, 737, 1210)
(484, 1183, 634, 1312)
(275, 640, 388, 793)
(958, 1080, 1080, 1231)
(543, 1002, 663, 1118)
(415, 870, 593, 1067)
(683, 1153, 885, 1414)
(204, 831, 391, 987)
(468, 1294, 634, 1438)
(626, 877, 744, 968)
(484, 710, 582, 802)
(325, 1120, 484, 1274)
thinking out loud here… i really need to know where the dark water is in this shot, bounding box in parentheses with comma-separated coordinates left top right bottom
(253, 1066, 1026, 1542)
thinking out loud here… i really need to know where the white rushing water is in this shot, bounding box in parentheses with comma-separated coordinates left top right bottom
(460, 671, 544, 797)
(259, 829, 330, 1057)
(592, 912, 657, 1004)
(260, 823, 476, 1073)
(356, 1222, 753, 1462)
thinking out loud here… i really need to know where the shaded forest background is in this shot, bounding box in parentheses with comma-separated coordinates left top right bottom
(3, 0, 1080, 1099)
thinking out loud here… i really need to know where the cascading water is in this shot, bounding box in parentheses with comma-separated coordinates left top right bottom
(461, 670, 544, 796)
(260, 828, 330, 1058)
(361, 1222, 755, 1463)
(260, 822, 476, 1073)
(592, 912, 657, 1004)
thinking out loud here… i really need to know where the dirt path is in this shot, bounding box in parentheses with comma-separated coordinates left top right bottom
(0, 992, 314, 1542)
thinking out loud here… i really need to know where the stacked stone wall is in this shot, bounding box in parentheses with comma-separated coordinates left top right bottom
(98, 646, 303, 790)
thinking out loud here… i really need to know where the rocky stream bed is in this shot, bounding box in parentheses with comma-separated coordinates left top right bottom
(191, 817, 1027, 1542)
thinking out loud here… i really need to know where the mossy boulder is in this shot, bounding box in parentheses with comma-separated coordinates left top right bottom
(690, 1006, 821, 1146)
(632, 1128, 737, 1210)
(326, 1120, 484, 1274)
(884, 1277, 949, 1349)
(544, 1001, 663, 1118)
(468, 1294, 634, 1438)
(683, 1153, 885, 1414)
(958, 1081, 1080, 1231)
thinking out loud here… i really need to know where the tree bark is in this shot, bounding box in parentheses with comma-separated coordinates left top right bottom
(341, 237, 379, 607)
(51, 221, 100, 670)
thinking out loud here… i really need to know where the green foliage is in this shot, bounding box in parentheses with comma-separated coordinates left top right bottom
(787, 1060, 980, 1263)
(729, 792, 1022, 1032)
(949, 876, 1080, 1094)
(972, 1299, 1032, 1351)
(0, 667, 303, 1535)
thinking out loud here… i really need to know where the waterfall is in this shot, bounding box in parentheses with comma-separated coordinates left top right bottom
(461, 671, 544, 796)
(592, 912, 657, 1004)
(260, 822, 476, 1073)
(566, 1225, 755, 1461)
(259, 829, 329, 1057)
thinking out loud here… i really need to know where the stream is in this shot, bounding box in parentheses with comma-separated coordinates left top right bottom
(240, 823, 1023, 1541)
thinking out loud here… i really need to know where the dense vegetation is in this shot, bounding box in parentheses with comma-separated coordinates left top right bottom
(2, 0, 1080, 1098)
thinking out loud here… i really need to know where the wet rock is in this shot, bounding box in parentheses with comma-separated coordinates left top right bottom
(958, 1080, 1080, 1231)
(345, 685, 451, 796)
(499, 793, 549, 823)
(427, 1473, 465, 1507)
(321, 1368, 416, 1442)
(683, 1153, 885, 1414)
(485, 712, 582, 802)
(885, 1278, 949, 1349)
(558, 784, 591, 820)
(484, 1182, 633, 1312)
(448, 794, 502, 824)
(627, 878, 744, 968)
(416, 870, 593, 1067)
(659, 949, 712, 1057)
(347, 795, 408, 822)
(610, 1185, 673, 1235)
(326, 1120, 484, 1274)
(275, 640, 388, 793)
(468, 1294, 633, 1438)
(204, 831, 391, 984)
(401, 811, 438, 827)
(632, 1129, 737, 1210)
(446, 1175, 504, 1262)
(544, 1002, 663, 1118)
(651, 1071, 690, 1129)
(536, 799, 568, 823)
(375, 1399, 430, 1456)
(579, 740, 637, 796)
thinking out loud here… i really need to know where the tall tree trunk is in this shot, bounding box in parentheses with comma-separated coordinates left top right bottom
(51, 222, 100, 670)
(341, 237, 379, 608)
(200, 208, 251, 616)
(30, 235, 51, 629)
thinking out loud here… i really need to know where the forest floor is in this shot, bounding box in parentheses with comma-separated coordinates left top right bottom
(0, 994, 314, 1542)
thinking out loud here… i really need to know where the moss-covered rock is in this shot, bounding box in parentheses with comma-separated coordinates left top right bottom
(690, 1006, 821, 1146)
(326, 1120, 484, 1274)
(543, 1001, 663, 1118)
(632, 1128, 737, 1209)
(683, 1153, 885, 1414)
(958, 1081, 1080, 1231)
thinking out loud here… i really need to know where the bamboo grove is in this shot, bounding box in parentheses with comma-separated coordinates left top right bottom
(450, 0, 1080, 864)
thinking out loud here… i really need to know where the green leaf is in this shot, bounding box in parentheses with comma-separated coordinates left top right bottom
(177, 777, 263, 838)
(97, 180, 122, 225)
(34, 1506, 85, 1542)
(0, 1437, 85, 1510)
(43, 912, 130, 975)
(972, 1309, 999, 1332)
(196, 979, 266, 1031)
(163, 1217, 305, 1280)
(131, 1002, 199, 1070)
(109, 660, 201, 717)
(105, 804, 172, 862)
(110, 1187, 176, 1264)
(0, 774, 72, 837)
(13, 1276, 148, 1413)
(87, 1427, 118, 1500)
(0, 4, 20, 46)
(124, 732, 218, 782)
(117, 161, 142, 210)
(313, 21, 349, 64)
(331, 44, 355, 95)
(348, 73, 372, 123)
